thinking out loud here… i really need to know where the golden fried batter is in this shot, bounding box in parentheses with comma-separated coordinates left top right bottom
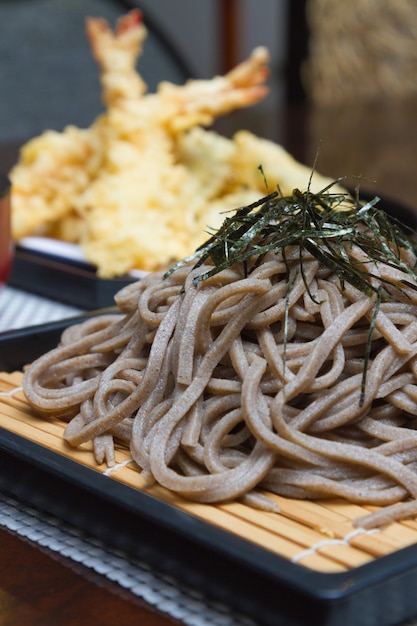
(10, 9, 337, 277)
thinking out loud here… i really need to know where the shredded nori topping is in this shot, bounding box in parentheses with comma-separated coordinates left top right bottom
(166, 177, 417, 299)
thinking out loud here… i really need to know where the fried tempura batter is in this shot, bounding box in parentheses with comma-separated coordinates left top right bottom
(10, 10, 337, 277)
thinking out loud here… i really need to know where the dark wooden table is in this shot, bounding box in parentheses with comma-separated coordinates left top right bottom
(0, 527, 180, 625)
(1, 99, 417, 625)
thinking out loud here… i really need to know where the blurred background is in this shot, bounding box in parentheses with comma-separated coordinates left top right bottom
(0, 0, 290, 143)
(0, 0, 417, 210)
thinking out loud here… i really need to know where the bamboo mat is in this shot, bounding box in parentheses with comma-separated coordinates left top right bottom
(2, 371, 417, 575)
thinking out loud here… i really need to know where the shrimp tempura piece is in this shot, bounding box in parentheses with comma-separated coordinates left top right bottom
(10, 10, 273, 272)
(86, 9, 148, 107)
(86, 9, 269, 133)
(157, 46, 270, 132)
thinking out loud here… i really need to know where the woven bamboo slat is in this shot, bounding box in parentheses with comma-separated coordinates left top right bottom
(1, 371, 417, 574)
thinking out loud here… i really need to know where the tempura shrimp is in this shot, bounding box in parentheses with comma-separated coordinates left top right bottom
(86, 8, 269, 132)
(86, 9, 147, 107)
(10, 9, 271, 245)
(10, 10, 339, 277)
(156, 46, 270, 132)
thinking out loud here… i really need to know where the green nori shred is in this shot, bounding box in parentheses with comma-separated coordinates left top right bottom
(163, 177, 417, 405)
(165, 178, 417, 298)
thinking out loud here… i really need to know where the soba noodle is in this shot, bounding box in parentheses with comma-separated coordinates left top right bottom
(22, 238, 417, 528)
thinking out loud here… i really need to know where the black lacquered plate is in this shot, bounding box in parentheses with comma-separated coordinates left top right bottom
(8, 243, 135, 309)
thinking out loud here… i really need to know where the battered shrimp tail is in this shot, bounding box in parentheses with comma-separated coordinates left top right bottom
(225, 46, 270, 92)
(86, 8, 148, 107)
(159, 46, 270, 133)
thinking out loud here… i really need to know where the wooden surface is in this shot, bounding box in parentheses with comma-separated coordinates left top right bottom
(1, 99, 417, 625)
(0, 526, 180, 626)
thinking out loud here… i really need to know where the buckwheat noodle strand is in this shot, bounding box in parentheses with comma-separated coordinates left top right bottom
(22, 247, 417, 528)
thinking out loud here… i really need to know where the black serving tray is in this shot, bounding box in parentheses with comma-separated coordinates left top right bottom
(8, 245, 135, 309)
(2, 318, 417, 626)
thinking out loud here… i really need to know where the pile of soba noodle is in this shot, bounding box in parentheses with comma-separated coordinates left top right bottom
(23, 189, 417, 528)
